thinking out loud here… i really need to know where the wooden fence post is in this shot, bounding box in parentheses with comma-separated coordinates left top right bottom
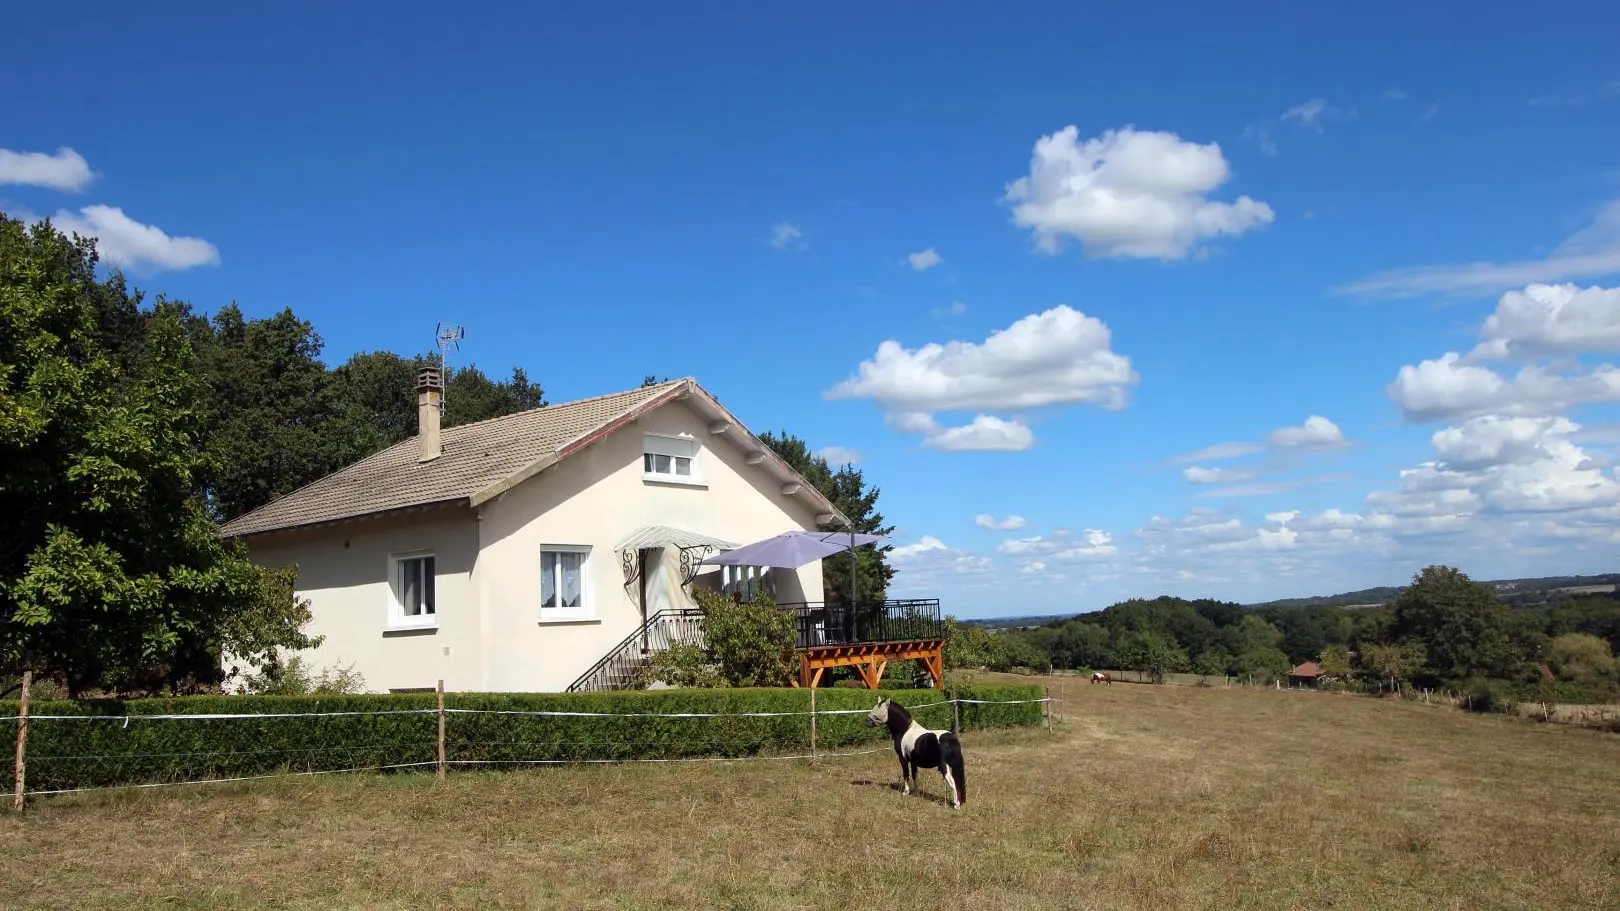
(808, 685, 818, 762)
(1044, 686, 1053, 733)
(436, 679, 446, 782)
(12, 671, 30, 811)
(953, 695, 961, 734)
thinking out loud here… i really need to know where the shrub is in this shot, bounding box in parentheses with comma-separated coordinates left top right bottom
(690, 588, 798, 687)
(0, 682, 1045, 793)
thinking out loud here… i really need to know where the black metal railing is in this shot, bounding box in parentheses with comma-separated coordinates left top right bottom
(565, 608, 706, 693)
(776, 599, 943, 649)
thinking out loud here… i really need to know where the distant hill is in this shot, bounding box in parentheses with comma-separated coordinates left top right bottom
(957, 572, 1619, 626)
(1248, 573, 1620, 611)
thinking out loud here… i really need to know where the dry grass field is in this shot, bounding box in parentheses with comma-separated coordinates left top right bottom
(5, 675, 1620, 910)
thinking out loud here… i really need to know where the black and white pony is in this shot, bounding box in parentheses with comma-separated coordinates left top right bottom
(864, 697, 966, 810)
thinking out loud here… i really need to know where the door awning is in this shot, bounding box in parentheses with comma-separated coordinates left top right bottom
(614, 526, 740, 586)
(613, 525, 738, 553)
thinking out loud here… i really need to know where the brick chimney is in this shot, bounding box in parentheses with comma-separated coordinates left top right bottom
(417, 365, 443, 462)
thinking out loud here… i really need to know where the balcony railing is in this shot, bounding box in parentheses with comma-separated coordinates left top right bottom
(565, 608, 706, 693)
(776, 598, 943, 650)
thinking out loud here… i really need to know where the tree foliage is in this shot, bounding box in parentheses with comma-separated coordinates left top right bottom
(757, 431, 895, 603)
(645, 588, 797, 687)
(0, 214, 320, 695)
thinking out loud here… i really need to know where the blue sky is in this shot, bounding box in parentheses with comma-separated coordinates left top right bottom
(4, 3, 1619, 617)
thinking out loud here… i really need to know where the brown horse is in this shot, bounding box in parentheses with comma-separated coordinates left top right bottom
(1090, 671, 1112, 685)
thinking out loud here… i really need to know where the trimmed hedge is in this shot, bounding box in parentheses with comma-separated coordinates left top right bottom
(0, 682, 1044, 792)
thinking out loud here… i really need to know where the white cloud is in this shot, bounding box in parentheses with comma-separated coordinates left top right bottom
(0, 146, 94, 191)
(1387, 352, 1620, 423)
(890, 536, 949, 559)
(1019, 561, 1048, 575)
(975, 514, 1028, 531)
(996, 529, 1117, 561)
(1193, 472, 1356, 499)
(907, 248, 943, 271)
(1267, 415, 1349, 449)
(1281, 99, 1328, 130)
(1334, 201, 1620, 300)
(1431, 415, 1580, 470)
(828, 305, 1138, 434)
(1183, 466, 1256, 484)
(1171, 440, 1267, 464)
(922, 415, 1034, 452)
(770, 222, 804, 251)
(887, 412, 941, 435)
(816, 446, 860, 466)
(1000, 125, 1274, 261)
(1383, 88, 1409, 102)
(46, 205, 219, 272)
(1469, 283, 1620, 361)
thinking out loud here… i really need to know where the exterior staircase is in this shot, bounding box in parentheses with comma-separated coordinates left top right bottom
(565, 608, 706, 693)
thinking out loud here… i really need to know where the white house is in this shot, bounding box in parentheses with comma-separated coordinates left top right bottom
(219, 370, 850, 693)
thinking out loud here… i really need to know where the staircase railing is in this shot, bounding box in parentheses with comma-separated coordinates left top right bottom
(565, 608, 706, 693)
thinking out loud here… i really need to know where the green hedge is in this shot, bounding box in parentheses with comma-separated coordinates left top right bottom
(0, 683, 1044, 792)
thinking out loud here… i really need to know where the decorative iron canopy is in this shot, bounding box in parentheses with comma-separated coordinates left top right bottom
(615, 526, 739, 586)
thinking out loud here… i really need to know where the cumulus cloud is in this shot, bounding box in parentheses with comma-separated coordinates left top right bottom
(0, 146, 94, 191)
(922, 415, 1034, 452)
(770, 222, 804, 251)
(975, 514, 1028, 531)
(907, 248, 943, 270)
(829, 305, 1137, 415)
(1469, 283, 1620, 361)
(1335, 201, 1620, 299)
(1387, 353, 1620, 423)
(1000, 125, 1274, 261)
(45, 205, 219, 272)
(828, 305, 1137, 450)
(996, 529, 1117, 561)
(1267, 415, 1349, 449)
(1431, 416, 1580, 471)
(816, 446, 860, 466)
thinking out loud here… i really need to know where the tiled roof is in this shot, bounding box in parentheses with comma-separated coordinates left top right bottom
(218, 379, 688, 538)
(1289, 661, 1324, 677)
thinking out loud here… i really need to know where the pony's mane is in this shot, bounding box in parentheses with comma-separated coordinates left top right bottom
(885, 699, 913, 726)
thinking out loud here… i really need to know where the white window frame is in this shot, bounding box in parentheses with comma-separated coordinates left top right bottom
(539, 543, 596, 623)
(387, 550, 438, 631)
(642, 432, 704, 486)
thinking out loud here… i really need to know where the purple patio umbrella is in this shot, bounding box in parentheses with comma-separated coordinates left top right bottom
(701, 530, 887, 605)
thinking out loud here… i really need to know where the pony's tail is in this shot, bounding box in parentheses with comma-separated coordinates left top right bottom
(941, 733, 966, 806)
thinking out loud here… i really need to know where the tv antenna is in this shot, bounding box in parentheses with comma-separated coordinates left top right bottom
(434, 322, 465, 411)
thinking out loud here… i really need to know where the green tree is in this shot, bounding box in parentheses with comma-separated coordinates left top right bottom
(1234, 647, 1292, 685)
(1318, 643, 1353, 680)
(943, 616, 995, 669)
(1193, 649, 1232, 679)
(757, 431, 895, 603)
(1357, 641, 1426, 692)
(0, 214, 320, 695)
(1546, 633, 1618, 690)
(1385, 565, 1530, 685)
(1114, 631, 1189, 683)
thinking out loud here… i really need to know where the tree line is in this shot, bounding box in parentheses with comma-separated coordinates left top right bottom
(960, 565, 1620, 703)
(1, 213, 895, 697)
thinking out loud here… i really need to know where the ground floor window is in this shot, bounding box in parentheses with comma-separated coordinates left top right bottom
(389, 552, 436, 629)
(540, 544, 593, 621)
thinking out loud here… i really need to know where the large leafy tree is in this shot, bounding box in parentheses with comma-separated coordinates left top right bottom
(757, 431, 895, 604)
(0, 214, 318, 695)
(1384, 565, 1533, 685)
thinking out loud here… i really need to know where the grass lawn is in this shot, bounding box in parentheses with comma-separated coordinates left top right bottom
(4, 675, 1619, 910)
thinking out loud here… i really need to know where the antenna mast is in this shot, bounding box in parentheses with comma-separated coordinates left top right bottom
(434, 322, 465, 413)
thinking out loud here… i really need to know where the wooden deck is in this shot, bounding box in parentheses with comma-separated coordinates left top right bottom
(795, 638, 945, 689)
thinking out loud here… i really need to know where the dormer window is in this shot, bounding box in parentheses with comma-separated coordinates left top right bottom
(643, 432, 702, 485)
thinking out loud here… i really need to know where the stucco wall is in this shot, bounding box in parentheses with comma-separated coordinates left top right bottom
(240, 507, 483, 693)
(237, 397, 827, 694)
(475, 398, 826, 692)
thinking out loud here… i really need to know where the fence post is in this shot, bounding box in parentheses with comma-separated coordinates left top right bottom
(808, 685, 818, 762)
(436, 679, 446, 782)
(12, 671, 29, 812)
(953, 694, 961, 734)
(1044, 686, 1053, 733)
